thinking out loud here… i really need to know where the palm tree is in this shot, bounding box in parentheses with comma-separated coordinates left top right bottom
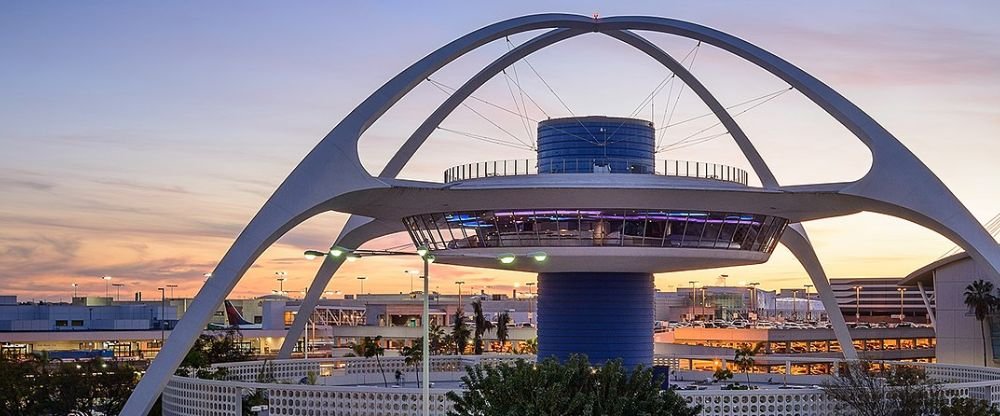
(733, 343, 762, 385)
(360, 336, 388, 387)
(964, 280, 996, 366)
(452, 309, 471, 355)
(522, 337, 538, 355)
(428, 323, 446, 354)
(471, 300, 495, 354)
(401, 337, 424, 386)
(495, 312, 511, 353)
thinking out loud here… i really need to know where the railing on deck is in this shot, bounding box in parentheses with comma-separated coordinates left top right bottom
(443, 159, 750, 185)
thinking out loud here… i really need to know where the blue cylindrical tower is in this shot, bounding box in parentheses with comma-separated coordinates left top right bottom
(537, 272, 654, 369)
(534, 116, 657, 368)
(537, 116, 655, 174)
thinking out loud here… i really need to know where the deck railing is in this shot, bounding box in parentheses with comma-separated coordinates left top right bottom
(443, 158, 750, 185)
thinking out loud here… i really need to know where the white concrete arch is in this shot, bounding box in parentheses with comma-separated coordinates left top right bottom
(280, 26, 783, 358)
(123, 14, 1000, 414)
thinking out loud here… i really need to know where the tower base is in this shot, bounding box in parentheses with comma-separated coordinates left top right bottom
(536, 272, 654, 369)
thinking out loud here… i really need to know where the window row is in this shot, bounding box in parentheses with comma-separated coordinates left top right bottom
(404, 209, 788, 253)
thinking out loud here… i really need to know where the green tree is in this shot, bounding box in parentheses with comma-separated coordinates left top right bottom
(401, 337, 424, 386)
(471, 300, 495, 354)
(446, 355, 700, 416)
(495, 312, 511, 353)
(452, 309, 471, 355)
(712, 367, 733, 383)
(941, 397, 1000, 416)
(177, 329, 255, 379)
(520, 337, 538, 355)
(428, 323, 448, 354)
(733, 343, 762, 385)
(359, 336, 388, 387)
(824, 360, 946, 416)
(964, 279, 995, 366)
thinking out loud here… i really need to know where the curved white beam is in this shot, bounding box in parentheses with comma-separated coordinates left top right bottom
(780, 224, 859, 359)
(384, 28, 779, 189)
(277, 216, 402, 359)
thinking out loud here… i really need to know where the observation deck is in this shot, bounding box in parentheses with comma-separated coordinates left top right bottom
(443, 158, 750, 186)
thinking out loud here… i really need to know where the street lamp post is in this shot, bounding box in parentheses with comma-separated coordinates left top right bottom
(749, 282, 760, 319)
(357, 276, 367, 297)
(792, 290, 800, 321)
(102, 276, 112, 298)
(157, 287, 166, 347)
(525, 282, 536, 325)
(275, 271, 287, 296)
(897, 287, 907, 321)
(688, 281, 697, 319)
(72, 283, 78, 298)
(853, 286, 863, 322)
(455, 281, 465, 311)
(112, 283, 124, 302)
(804, 284, 813, 320)
(166, 284, 178, 300)
(405, 270, 420, 294)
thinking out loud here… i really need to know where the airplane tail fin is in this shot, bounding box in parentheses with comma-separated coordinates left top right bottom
(224, 301, 253, 326)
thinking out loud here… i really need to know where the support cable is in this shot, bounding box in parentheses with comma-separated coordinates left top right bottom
(657, 87, 793, 131)
(603, 43, 700, 147)
(657, 87, 792, 152)
(520, 55, 600, 143)
(436, 126, 535, 151)
(657, 41, 701, 148)
(505, 37, 535, 142)
(501, 68, 535, 144)
(428, 77, 600, 147)
(426, 78, 535, 149)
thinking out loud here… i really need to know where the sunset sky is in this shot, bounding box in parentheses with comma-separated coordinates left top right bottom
(2, 1, 999, 302)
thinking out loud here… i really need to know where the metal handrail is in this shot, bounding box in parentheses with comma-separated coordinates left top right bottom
(443, 158, 749, 185)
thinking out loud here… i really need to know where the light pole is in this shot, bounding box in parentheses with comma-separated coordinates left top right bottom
(525, 282, 536, 325)
(804, 284, 813, 320)
(792, 290, 800, 321)
(112, 283, 124, 302)
(357, 276, 367, 296)
(749, 282, 760, 319)
(897, 287, 907, 321)
(157, 287, 166, 347)
(688, 280, 697, 314)
(405, 270, 420, 294)
(102, 276, 112, 298)
(455, 281, 465, 311)
(853, 285, 863, 322)
(72, 283, 78, 298)
(166, 284, 178, 300)
(417, 246, 436, 416)
(275, 271, 287, 296)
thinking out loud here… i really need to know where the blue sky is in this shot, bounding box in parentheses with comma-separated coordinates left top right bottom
(2, 1, 999, 300)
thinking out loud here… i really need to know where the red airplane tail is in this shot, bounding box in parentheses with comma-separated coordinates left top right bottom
(224, 301, 253, 326)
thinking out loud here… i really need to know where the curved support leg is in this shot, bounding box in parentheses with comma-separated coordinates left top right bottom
(781, 223, 859, 360)
(277, 216, 401, 359)
(843, 173, 1000, 284)
(121, 199, 328, 415)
